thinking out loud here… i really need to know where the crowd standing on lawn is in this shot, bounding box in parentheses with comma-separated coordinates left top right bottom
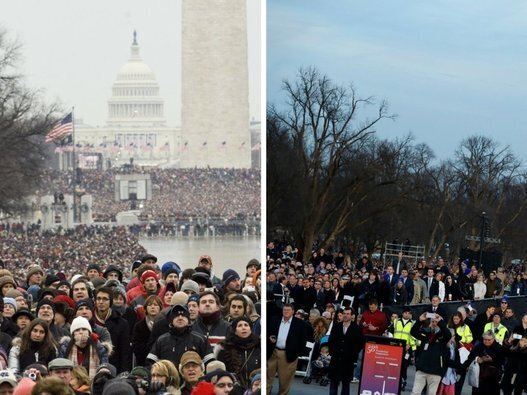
(266, 240, 527, 395)
(0, 227, 261, 395)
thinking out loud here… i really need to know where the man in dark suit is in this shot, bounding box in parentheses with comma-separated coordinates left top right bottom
(424, 267, 437, 301)
(328, 307, 362, 395)
(384, 264, 399, 287)
(267, 303, 309, 395)
(422, 295, 448, 320)
(314, 279, 326, 313)
(399, 268, 414, 303)
(295, 278, 317, 312)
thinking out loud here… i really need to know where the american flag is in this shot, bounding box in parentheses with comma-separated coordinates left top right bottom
(45, 113, 73, 143)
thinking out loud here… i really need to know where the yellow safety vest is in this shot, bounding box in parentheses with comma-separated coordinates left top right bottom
(456, 324, 473, 345)
(394, 319, 417, 350)
(483, 322, 508, 345)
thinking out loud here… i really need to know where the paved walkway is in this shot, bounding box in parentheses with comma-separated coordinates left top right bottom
(269, 365, 471, 394)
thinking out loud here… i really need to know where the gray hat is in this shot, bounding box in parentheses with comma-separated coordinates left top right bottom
(180, 279, 199, 295)
(102, 379, 136, 395)
(48, 358, 74, 371)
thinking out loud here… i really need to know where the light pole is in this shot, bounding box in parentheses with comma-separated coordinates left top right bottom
(479, 212, 486, 271)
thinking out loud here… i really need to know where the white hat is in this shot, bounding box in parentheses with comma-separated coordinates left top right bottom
(70, 316, 92, 335)
(0, 370, 17, 387)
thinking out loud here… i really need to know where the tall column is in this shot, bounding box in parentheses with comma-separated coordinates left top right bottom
(181, 0, 251, 168)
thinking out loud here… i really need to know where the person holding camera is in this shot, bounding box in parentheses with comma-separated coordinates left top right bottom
(150, 359, 181, 394)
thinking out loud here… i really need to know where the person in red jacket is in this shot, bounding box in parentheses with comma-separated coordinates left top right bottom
(352, 299, 388, 382)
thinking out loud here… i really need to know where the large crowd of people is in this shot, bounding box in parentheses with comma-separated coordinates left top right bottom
(266, 240, 527, 395)
(0, 228, 261, 394)
(36, 168, 261, 223)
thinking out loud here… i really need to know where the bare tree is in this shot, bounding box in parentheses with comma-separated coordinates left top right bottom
(267, 67, 395, 259)
(0, 28, 59, 216)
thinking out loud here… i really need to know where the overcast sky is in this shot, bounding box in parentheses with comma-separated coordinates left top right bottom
(1, 0, 261, 127)
(267, 1, 527, 161)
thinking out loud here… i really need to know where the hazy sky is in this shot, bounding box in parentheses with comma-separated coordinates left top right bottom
(267, 1, 527, 161)
(1, 0, 261, 127)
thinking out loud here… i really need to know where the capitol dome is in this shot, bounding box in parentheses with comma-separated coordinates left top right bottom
(107, 31, 166, 127)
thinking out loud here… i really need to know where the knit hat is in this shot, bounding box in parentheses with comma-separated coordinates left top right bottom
(5, 289, 23, 299)
(130, 366, 149, 379)
(53, 295, 75, 309)
(102, 379, 136, 395)
(70, 316, 92, 334)
(140, 254, 157, 263)
(246, 258, 260, 269)
(44, 274, 61, 287)
(161, 261, 182, 276)
(87, 263, 102, 273)
(36, 299, 55, 314)
(75, 298, 94, 312)
(179, 351, 203, 370)
(97, 363, 117, 378)
(112, 285, 127, 302)
(130, 260, 142, 275)
(57, 280, 71, 290)
(91, 276, 106, 289)
(188, 293, 200, 305)
(168, 304, 190, 321)
(0, 276, 16, 290)
(140, 270, 158, 284)
(26, 265, 44, 282)
(250, 373, 261, 386)
(48, 358, 74, 371)
(12, 377, 35, 395)
(38, 287, 58, 301)
(203, 369, 236, 385)
(3, 297, 16, 312)
(171, 291, 189, 306)
(163, 268, 180, 280)
(104, 265, 123, 282)
(231, 316, 253, 330)
(12, 308, 34, 322)
(222, 269, 240, 286)
(26, 285, 40, 302)
(192, 271, 212, 288)
(180, 280, 200, 295)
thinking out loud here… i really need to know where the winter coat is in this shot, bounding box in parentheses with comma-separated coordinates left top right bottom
(146, 326, 214, 367)
(99, 309, 131, 373)
(411, 319, 451, 377)
(327, 321, 362, 381)
(217, 334, 260, 389)
(191, 315, 231, 347)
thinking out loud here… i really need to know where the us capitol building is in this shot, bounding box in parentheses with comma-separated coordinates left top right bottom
(71, 15, 258, 169)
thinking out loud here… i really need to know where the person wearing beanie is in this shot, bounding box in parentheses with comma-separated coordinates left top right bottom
(158, 282, 177, 308)
(57, 280, 71, 295)
(91, 276, 106, 289)
(192, 269, 213, 292)
(246, 258, 260, 277)
(0, 297, 18, 338)
(0, 276, 16, 297)
(93, 287, 132, 374)
(222, 269, 241, 294)
(246, 372, 261, 395)
(217, 316, 260, 389)
(25, 265, 44, 288)
(191, 291, 231, 348)
(188, 294, 200, 322)
(126, 263, 158, 302)
(146, 304, 213, 369)
(2, 297, 17, 318)
(5, 289, 27, 310)
(181, 280, 200, 296)
(179, 351, 205, 394)
(36, 299, 69, 342)
(25, 285, 40, 305)
(205, 359, 227, 374)
(110, 285, 128, 314)
(161, 261, 182, 277)
(12, 308, 34, 331)
(128, 270, 161, 322)
(86, 263, 102, 281)
(103, 265, 123, 283)
(8, 318, 58, 375)
(171, 291, 189, 307)
(74, 298, 113, 347)
(102, 378, 137, 395)
(203, 369, 237, 395)
(59, 316, 109, 378)
(38, 287, 59, 302)
(44, 274, 61, 289)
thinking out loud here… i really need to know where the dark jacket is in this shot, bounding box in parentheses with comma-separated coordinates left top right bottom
(191, 315, 231, 347)
(267, 316, 308, 363)
(101, 309, 131, 373)
(217, 334, 260, 389)
(146, 326, 214, 367)
(328, 321, 362, 381)
(131, 318, 151, 366)
(411, 319, 450, 377)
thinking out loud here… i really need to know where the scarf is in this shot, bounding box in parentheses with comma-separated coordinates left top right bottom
(201, 310, 221, 326)
(69, 343, 100, 378)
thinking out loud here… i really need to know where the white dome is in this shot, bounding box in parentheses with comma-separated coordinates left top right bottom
(117, 61, 155, 80)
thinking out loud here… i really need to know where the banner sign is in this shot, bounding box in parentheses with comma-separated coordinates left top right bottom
(359, 336, 405, 395)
